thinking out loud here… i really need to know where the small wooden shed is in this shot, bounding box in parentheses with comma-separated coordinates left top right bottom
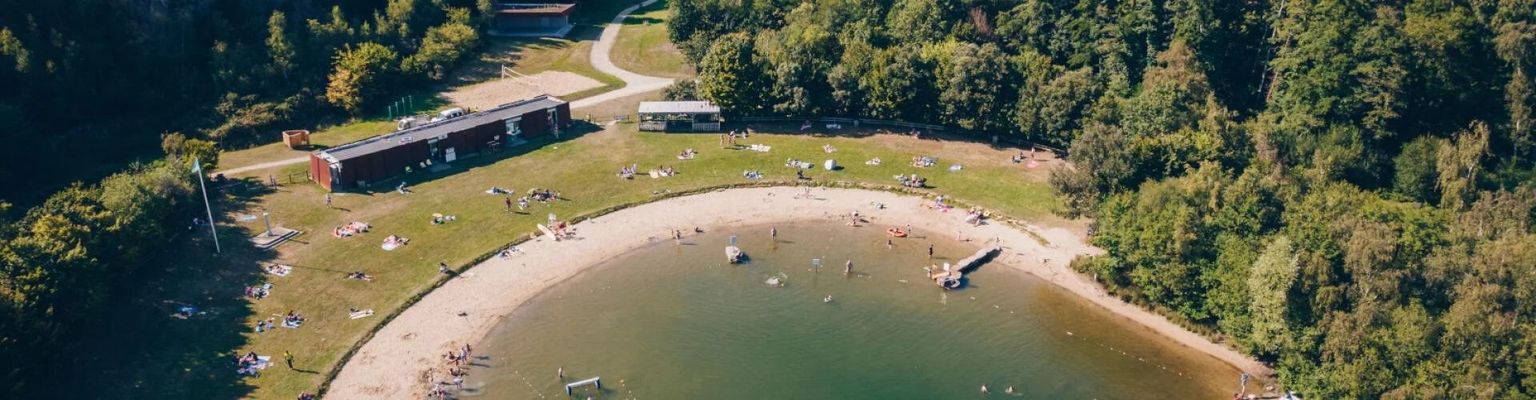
(282, 130, 311, 149)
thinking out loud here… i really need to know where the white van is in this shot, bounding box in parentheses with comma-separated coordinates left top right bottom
(437, 108, 465, 119)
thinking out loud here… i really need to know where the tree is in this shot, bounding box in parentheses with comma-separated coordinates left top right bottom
(862, 46, 937, 122)
(1017, 67, 1101, 147)
(267, 11, 296, 79)
(1437, 121, 1490, 210)
(1393, 136, 1444, 203)
(159, 132, 219, 172)
(939, 43, 1015, 132)
(698, 33, 769, 113)
(1248, 235, 1298, 357)
(403, 11, 479, 79)
(0, 27, 29, 73)
(663, 80, 699, 101)
(885, 0, 949, 43)
(326, 42, 399, 114)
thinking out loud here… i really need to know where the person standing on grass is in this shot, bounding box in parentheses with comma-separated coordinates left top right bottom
(928, 244, 934, 258)
(504, 196, 512, 211)
(325, 193, 333, 208)
(284, 351, 294, 369)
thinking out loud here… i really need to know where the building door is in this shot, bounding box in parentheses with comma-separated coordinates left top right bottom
(427, 138, 441, 161)
(547, 108, 560, 136)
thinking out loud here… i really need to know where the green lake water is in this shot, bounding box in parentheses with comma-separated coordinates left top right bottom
(468, 222, 1243, 399)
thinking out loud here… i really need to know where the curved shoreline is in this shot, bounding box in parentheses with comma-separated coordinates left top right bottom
(325, 187, 1268, 399)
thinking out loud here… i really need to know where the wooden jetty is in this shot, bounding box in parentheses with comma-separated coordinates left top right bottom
(726, 246, 744, 263)
(927, 243, 1002, 289)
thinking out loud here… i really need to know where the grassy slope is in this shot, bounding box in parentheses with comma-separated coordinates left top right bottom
(611, 1, 695, 79)
(166, 104, 1067, 398)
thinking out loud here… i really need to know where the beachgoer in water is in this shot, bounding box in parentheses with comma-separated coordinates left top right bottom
(981, 385, 989, 393)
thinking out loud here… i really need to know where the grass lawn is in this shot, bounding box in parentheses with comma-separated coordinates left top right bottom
(115, 103, 1072, 398)
(612, 1, 695, 79)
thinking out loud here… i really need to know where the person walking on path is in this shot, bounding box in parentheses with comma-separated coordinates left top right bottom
(284, 351, 294, 369)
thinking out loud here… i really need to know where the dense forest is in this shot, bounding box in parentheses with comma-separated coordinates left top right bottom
(674, 0, 1536, 397)
(0, 0, 491, 396)
(0, 0, 487, 206)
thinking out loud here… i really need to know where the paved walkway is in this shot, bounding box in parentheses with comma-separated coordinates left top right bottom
(217, 0, 673, 174)
(219, 155, 309, 175)
(570, 0, 675, 109)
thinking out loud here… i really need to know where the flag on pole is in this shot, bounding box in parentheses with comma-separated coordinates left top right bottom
(193, 158, 221, 254)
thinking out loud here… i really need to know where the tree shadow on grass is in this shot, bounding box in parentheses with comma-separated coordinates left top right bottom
(67, 178, 283, 399)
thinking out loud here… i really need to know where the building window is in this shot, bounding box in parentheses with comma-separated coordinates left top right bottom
(505, 117, 522, 139)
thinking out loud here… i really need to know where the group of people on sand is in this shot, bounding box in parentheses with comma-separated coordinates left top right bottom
(497, 246, 523, 258)
(426, 343, 475, 400)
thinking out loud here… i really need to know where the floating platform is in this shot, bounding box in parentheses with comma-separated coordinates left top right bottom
(928, 243, 1001, 289)
(726, 246, 744, 263)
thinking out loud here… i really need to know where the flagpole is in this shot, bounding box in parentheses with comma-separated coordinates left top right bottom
(195, 159, 221, 254)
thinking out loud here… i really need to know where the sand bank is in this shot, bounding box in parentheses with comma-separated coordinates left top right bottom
(325, 187, 1267, 399)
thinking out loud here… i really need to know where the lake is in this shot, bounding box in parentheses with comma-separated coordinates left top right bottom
(468, 222, 1242, 399)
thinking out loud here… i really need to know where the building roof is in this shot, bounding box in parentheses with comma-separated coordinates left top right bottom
(318, 95, 566, 163)
(496, 3, 576, 15)
(638, 101, 722, 114)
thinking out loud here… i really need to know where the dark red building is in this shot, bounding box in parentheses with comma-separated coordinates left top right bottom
(309, 95, 571, 191)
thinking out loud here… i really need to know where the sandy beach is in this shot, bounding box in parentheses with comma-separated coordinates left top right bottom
(325, 187, 1269, 399)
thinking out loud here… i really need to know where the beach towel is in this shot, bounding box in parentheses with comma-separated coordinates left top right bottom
(282, 320, 303, 328)
(349, 309, 374, 319)
(382, 241, 401, 251)
(264, 265, 292, 277)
